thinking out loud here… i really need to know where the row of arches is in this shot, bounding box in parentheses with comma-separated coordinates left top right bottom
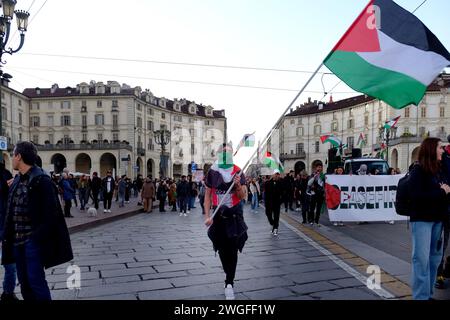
(50, 153, 155, 177)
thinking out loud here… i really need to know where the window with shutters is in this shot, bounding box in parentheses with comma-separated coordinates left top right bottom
(347, 136, 355, 150)
(405, 107, 410, 118)
(61, 101, 71, 109)
(95, 114, 104, 125)
(137, 117, 142, 128)
(30, 116, 40, 127)
(47, 115, 54, 127)
(315, 141, 320, 153)
(97, 100, 102, 108)
(61, 115, 71, 126)
(440, 107, 445, 117)
(148, 120, 153, 131)
(347, 119, 354, 129)
(421, 108, 426, 118)
(296, 143, 304, 154)
(296, 127, 304, 136)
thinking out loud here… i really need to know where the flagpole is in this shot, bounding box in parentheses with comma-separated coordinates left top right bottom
(207, 62, 324, 223)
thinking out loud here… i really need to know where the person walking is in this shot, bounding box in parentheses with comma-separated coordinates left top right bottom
(264, 170, 283, 236)
(0, 160, 18, 301)
(90, 172, 102, 210)
(168, 180, 178, 212)
(204, 143, 248, 300)
(333, 167, 345, 227)
(198, 179, 206, 214)
(157, 180, 168, 212)
(249, 178, 260, 213)
(307, 164, 326, 226)
(283, 170, 295, 212)
(77, 174, 88, 211)
(141, 176, 155, 213)
(1, 142, 73, 300)
(102, 170, 115, 213)
(177, 175, 189, 216)
(118, 175, 127, 208)
(408, 137, 450, 300)
(61, 173, 75, 218)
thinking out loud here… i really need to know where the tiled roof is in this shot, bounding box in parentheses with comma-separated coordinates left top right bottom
(22, 86, 225, 119)
(286, 73, 450, 117)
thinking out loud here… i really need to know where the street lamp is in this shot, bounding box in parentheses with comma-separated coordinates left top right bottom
(0, 0, 30, 161)
(154, 129, 171, 178)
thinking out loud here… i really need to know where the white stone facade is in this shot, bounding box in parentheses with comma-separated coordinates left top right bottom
(275, 75, 450, 175)
(0, 80, 227, 178)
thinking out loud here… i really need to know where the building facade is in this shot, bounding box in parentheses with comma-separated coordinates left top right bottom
(277, 74, 450, 175)
(0, 80, 227, 178)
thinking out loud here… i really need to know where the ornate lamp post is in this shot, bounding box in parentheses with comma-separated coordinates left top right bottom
(154, 129, 171, 178)
(0, 0, 30, 161)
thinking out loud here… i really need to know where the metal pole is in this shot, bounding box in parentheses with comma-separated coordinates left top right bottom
(208, 63, 324, 222)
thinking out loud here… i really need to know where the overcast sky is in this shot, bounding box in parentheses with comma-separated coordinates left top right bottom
(3, 0, 450, 168)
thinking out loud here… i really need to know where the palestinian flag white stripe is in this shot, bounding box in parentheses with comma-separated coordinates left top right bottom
(358, 31, 450, 86)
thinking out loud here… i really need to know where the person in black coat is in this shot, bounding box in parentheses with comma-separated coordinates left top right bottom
(102, 170, 115, 213)
(435, 137, 450, 288)
(176, 175, 190, 215)
(0, 161, 18, 301)
(408, 138, 450, 300)
(264, 171, 283, 236)
(1, 142, 73, 300)
(282, 170, 295, 212)
(90, 172, 102, 210)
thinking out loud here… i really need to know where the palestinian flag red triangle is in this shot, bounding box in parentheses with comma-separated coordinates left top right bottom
(333, 0, 381, 52)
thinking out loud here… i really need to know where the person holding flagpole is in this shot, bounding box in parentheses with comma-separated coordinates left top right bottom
(204, 143, 248, 300)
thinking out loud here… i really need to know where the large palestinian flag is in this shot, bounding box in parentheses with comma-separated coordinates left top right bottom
(324, 0, 450, 109)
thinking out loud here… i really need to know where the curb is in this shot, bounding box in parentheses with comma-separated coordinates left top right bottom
(68, 203, 159, 234)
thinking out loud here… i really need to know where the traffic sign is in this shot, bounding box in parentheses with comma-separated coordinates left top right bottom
(0, 136, 7, 151)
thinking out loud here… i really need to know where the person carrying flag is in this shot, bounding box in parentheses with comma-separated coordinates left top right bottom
(204, 143, 248, 300)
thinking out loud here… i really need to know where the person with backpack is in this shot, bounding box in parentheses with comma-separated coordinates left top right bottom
(406, 138, 450, 300)
(1, 142, 73, 300)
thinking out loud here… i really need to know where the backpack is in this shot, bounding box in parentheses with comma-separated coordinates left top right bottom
(394, 172, 411, 216)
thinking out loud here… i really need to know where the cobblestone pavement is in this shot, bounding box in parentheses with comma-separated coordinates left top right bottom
(39, 203, 396, 300)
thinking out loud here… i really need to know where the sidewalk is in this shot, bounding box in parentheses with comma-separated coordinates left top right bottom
(65, 196, 148, 233)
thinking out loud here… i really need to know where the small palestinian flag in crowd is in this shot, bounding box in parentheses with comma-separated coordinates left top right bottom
(264, 151, 284, 173)
(357, 132, 367, 148)
(320, 134, 342, 148)
(234, 132, 255, 156)
(324, 0, 450, 109)
(384, 116, 400, 130)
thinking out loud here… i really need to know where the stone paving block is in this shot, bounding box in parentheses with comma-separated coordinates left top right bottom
(310, 287, 381, 300)
(90, 263, 128, 272)
(84, 294, 138, 300)
(279, 260, 341, 274)
(103, 275, 141, 284)
(76, 279, 174, 298)
(101, 266, 156, 278)
(170, 273, 224, 288)
(289, 281, 340, 295)
(237, 267, 290, 280)
(243, 287, 297, 300)
(154, 262, 205, 273)
(141, 271, 188, 281)
(138, 283, 224, 300)
(236, 276, 295, 292)
(126, 260, 171, 268)
(51, 278, 104, 290)
(47, 271, 100, 283)
(329, 277, 365, 288)
(135, 253, 190, 262)
(75, 257, 134, 266)
(283, 269, 352, 285)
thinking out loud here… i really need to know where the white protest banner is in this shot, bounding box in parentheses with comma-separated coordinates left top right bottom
(325, 175, 408, 222)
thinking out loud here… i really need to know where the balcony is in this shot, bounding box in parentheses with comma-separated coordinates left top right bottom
(137, 147, 146, 156)
(280, 151, 306, 160)
(388, 135, 423, 146)
(36, 142, 133, 152)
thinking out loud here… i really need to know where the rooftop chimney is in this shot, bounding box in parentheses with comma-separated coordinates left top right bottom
(329, 95, 334, 103)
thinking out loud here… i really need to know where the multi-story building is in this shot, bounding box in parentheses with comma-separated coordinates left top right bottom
(0, 80, 227, 178)
(276, 74, 450, 174)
